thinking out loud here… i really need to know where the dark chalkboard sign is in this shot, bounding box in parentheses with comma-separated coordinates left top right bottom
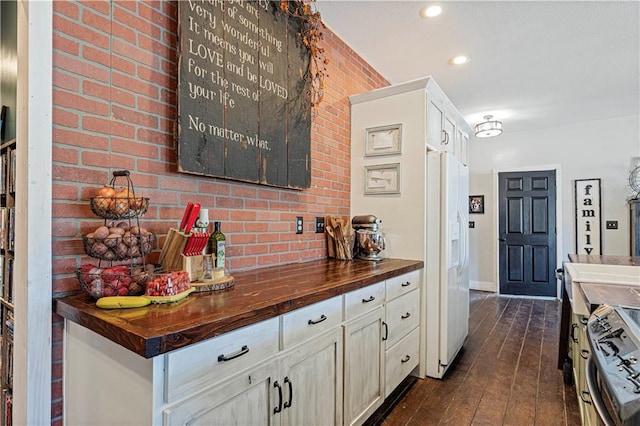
(177, 1, 311, 190)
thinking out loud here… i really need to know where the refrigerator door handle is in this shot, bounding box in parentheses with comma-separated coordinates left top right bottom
(456, 210, 468, 275)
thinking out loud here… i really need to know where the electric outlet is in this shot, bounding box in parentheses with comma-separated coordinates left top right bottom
(469, 221, 475, 229)
(606, 220, 618, 230)
(315, 217, 325, 233)
(296, 216, 304, 234)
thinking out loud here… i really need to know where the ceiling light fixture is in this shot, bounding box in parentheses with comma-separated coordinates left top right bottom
(420, 5, 442, 19)
(449, 54, 471, 65)
(474, 115, 503, 138)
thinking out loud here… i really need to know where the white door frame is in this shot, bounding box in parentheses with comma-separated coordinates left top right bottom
(492, 164, 563, 298)
(15, 1, 53, 424)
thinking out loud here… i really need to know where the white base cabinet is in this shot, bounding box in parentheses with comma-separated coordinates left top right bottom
(343, 307, 385, 426)
(569, 311, 598, 426)
(163, 359, 278, 425)
(64, 271, 422, 425)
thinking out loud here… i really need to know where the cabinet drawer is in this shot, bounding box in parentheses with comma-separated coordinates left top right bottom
(385, 326, 419, 398)
(385, 288, 420, 348)
(163, 359, 277, 425)
(282, 296, 343, 349)
(344, 281, 385, 320)
(386, 270, 420, 301)
(164, 317, 279, 404)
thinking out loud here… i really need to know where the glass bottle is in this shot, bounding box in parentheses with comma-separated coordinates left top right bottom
(209, 221, 226, 268)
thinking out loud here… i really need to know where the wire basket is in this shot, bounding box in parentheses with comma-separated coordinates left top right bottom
(83, 233, 154, 261)
(90, 170, 149, 219)
(76, 264, 154, 299)
(90, 196, 149, 219)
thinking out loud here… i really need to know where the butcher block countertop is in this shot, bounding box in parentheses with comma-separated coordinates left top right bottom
(55, 258, 423, 358)
(579, 283, 640, 313)
(568, 254, 640, 266)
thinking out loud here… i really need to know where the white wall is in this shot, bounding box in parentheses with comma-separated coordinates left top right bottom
(468, 115, 640, 292)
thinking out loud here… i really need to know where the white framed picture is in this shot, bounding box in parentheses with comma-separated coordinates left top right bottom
(365, 124, 402, 156)
(364, 163, 400, 195)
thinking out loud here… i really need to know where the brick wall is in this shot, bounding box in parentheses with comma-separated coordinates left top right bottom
(50, 1, 388, 423)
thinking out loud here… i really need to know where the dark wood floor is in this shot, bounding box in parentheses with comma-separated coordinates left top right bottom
(382, 290, 582, 426)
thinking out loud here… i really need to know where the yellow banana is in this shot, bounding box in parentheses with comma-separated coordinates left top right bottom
(96, 296, 151, 309)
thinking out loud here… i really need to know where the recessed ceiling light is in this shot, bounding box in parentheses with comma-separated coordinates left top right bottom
(449, 54, 471, 65)
(420, 5, 442, 19)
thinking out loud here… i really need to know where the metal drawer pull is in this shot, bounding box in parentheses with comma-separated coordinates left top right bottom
(274, 381, 283, 413)
(580, 390, 592, 405)
(284, 376, 293, 409)
(362, 296, 375, 303)
(382, 321, 388, 341)
(570, 324, 579, 343)
(581, 349, 590, 360)
(308, 314, 327, 325)
(401, 355, 411, 363)
(218, 345, 249, 362)
(401, 281, 411, 287)
(580, 317, 589, 326)
(401, 312, 411, 319)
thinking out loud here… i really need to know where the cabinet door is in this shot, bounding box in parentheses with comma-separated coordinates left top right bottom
(163, 359, 278, 425)
(280, 327, 343, 426)
(456, 127, 469, 166)
(343, 307, 385, 426)
(443, 115, 455, 153)
(427, 98, 445, 150)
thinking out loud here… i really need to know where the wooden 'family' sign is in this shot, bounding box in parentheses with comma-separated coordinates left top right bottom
(177, 0, 311, 189)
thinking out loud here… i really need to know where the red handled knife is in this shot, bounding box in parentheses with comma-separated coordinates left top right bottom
(179, 202, 195, 232)
(183, 203, 201, 233)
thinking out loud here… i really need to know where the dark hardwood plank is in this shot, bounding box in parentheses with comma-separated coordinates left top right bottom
(380, 291, 581, 425)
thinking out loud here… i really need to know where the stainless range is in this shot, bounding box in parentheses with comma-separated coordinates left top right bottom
(586, 304, 640, 425)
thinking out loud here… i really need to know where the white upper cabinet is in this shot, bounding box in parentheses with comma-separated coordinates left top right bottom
(455, 126, 469, 166)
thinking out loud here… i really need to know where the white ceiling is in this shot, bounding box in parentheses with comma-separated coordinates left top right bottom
(315, 0, 640, 136)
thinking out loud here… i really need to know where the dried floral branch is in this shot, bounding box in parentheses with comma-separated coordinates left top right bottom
(279, 0, 328, 109)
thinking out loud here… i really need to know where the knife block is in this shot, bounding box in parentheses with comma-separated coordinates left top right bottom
(158, 228, 190, 271)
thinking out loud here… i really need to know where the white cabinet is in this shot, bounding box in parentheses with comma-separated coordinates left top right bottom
(163, 359, 278, 425)
(164, 327, 343, 426)
(383, 272, 420, 397)
(427, 97, 445, 150)
(282, 296, 343, 349)
(384, 289, 419, 348)
(280, 328, 343, 426)
(164, 316, 279, 403)
(455, 127, 469, 166)
(343, 306, 385, 426)
(385, 327, 420, 397)
(569, 311, 598, 426)
(64, 275, 422, 426)
(426, 91, 467, 161)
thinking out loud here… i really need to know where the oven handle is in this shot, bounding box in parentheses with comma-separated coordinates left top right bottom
(585, 355, 616, 426)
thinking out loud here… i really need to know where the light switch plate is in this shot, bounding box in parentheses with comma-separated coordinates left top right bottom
(315, 217, 325, 233)
(469, 221, 475, 228)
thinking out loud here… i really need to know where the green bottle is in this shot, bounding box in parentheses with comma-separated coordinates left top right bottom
(209, 221, 226, 268)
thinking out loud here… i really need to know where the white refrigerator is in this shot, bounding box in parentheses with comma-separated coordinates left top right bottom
(349, 77, 472, 381)
(424, 151, 470, 378)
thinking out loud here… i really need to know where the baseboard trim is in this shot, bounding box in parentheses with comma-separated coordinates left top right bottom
(470, 280, 495, 292)
(363, 375, 418, 426)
